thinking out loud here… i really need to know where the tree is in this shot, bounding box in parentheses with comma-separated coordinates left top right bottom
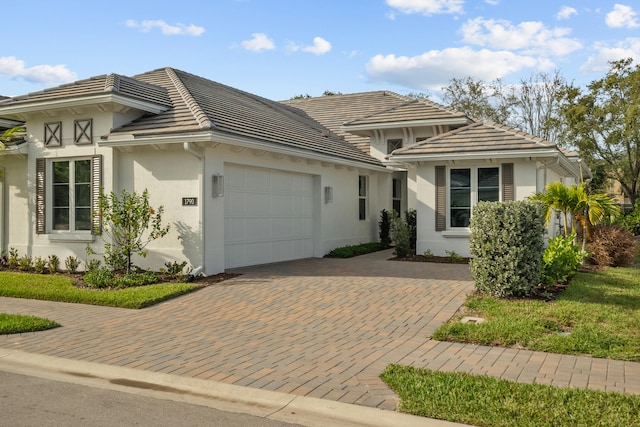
(441, 71, 570, 142)
(441, 76, 513, 124)
(558, 58, 640, 205)
(94, 189, 170, 274)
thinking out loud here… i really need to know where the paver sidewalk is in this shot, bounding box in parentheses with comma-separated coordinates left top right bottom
(1, 249, 639, 413)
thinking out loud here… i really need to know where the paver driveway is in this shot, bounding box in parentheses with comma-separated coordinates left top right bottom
(0, 249, 473, 410)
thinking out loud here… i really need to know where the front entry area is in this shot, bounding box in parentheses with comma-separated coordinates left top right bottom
(223, 164, 315, 269)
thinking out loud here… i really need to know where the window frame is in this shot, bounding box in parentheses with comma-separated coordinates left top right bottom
(447, 166, 500, 229)
(386, 139, 402, 154)
(358, 175, 368, 220)
(48, 158, 92, 233)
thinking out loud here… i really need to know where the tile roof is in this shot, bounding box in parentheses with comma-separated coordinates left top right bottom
(282, 91, 410, 152)
(0, 74, 172, 108)
(344, 98, 468, 126)
(391, 121, 557, 157)
(0, 68, 382, 167)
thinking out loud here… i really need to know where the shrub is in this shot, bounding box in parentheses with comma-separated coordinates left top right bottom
(7, 248, 19, 269)
(18, 255, 32, 271)
(115, 271, 159, 288)
(65, 256, 81, 273)
(588, 224, 638, 267)
(86, 259, 102, 272)
(618, 200, 640, 236)
(161, 260, 188, 279)
(390, 213, 412, 258)
(404, 209, 417, 253)
(470, 201, 546, 298)
(47, 255, 60, 274)
(326, 242, 387, 258)
(541, 233, 586, 286)
(33, 256, 47, 274)
(84, 267, 114, 288)
(378, 209, 392, 248)
(445, 250, 463, 262)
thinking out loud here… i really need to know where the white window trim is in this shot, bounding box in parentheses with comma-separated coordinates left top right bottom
(447, 166, 501, 229)
(358, 175, 368, 221)
(46, 157, 94, 236)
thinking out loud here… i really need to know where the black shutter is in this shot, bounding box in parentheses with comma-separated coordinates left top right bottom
(35, 158, 46, 234)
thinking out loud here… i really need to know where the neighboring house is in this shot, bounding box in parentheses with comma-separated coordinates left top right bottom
(0, 68, 588, 274)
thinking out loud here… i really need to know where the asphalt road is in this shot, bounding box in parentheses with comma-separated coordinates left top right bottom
(0, 371, 300, 427)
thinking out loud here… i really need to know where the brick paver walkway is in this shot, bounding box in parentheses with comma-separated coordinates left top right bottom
(1, 249, 639, 411)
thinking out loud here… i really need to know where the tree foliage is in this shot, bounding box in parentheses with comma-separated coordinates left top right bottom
(557, 58, 640, 204)
(95, 189, 170, 274)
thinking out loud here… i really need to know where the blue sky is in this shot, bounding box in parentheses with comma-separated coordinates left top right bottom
(2, 1, 639, 101)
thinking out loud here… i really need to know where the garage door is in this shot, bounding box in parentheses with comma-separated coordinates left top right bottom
(224, 164, 315, 269)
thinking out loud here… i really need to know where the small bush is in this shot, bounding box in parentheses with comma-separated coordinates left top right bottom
(404, 209, 417, 253)
(47, 255, 60, 274)
(326, 242, 387, 258)
(390, 213, 412, 258)
(423, 249, 434, 258)
(7, 248, 19, 269)
(445, 250, 463, 262)
(541, 233, 586, 286)
(86, 259, 102, 272)
(84, 267, 114, 288)
(161, 260, 188, 279)
(618, 200, 640, 236)
(33, 256, 47, 274)
(588, 224, 638, 267)
(470, 201, 546, 298)
(18, 255, 32, 271)
(65, 256, 81, 273)
(115, 271, 159, 288)
(378, 209, 392, 248)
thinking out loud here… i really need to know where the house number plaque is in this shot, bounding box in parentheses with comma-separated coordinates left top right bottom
(182, 197, 198, 206)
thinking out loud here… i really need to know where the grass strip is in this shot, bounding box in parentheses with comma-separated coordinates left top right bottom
(0, 272, 199, 309)
(433, 267, 640, 361)
(0, 313, 60, 334)
(381, 364, 640, 427)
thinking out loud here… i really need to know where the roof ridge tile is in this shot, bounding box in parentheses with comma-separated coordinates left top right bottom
(165, 68, 216, 130)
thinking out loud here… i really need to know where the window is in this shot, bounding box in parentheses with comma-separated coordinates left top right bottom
(358, 175, 367, 220)
(36, 156, 102, 235)
(449, 167, 499, 228)
(392, 178, 402, 215)
(387, 139, 402, 154)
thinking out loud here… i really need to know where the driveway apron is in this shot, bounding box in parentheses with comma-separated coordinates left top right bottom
(0, 250, 473, 410)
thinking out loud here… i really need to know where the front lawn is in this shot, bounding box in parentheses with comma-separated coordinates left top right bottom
(0, 271, 200, 309)
(0, 313, 60, 334)
(433, 267, 640, 361)
(381, 364, 640, 427)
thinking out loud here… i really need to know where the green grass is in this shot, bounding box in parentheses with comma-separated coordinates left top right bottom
(0, 313, 60, 334)
(433, 267, 640, 361)
(0, 272, 199, 309)
(381, 364, 640, 427)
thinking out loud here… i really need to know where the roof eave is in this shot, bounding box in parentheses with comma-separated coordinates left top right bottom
(100, 130, 389, 172)
(389, 148, 561, 163)
(0, 93, 170, 119)
(343, 117, 470, 132)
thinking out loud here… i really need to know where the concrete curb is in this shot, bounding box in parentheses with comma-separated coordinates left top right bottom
(0, 348, 469, 427)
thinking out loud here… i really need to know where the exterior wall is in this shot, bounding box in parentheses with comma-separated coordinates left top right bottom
(0, 157, 28, 255)
(415, 158, 569, 258)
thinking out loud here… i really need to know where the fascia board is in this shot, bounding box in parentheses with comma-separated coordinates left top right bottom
(0, 94, 169, 117)
(342, 117, 469, 132)
(390, 149, 561, 163)
(100, 131, 390, 172)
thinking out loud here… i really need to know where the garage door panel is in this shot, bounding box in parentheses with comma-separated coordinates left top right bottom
(224, 164, 315, 269)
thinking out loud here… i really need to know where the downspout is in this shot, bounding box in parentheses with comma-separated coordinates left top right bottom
(183, 142, 205, 278)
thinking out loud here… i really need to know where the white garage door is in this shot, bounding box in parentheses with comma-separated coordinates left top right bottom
(224, 164, 315, 269)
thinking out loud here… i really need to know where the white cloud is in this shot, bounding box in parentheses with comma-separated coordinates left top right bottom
(365, 47, 550, 91)
(302, 37, 332, 55)
(460, 17, 582, 56)
(580, 38, 640, 72)
(557, 6, 578, 20)
(386, 0, 464, 16)
(605, 4, 639, 28)
(0, 56, 77, 85)
(240, 33, 275, 52)
(125, 19, 205, 36)
(485, 0, 500, 5)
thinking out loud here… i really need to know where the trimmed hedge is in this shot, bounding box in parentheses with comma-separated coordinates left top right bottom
(469, 201, 546, 298)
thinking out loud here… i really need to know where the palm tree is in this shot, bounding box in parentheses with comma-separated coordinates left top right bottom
(530, 182, 620, 249)
(0, 125, 26, 147)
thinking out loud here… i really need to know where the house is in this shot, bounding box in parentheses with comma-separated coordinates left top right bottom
(0, 68, 587, 275)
